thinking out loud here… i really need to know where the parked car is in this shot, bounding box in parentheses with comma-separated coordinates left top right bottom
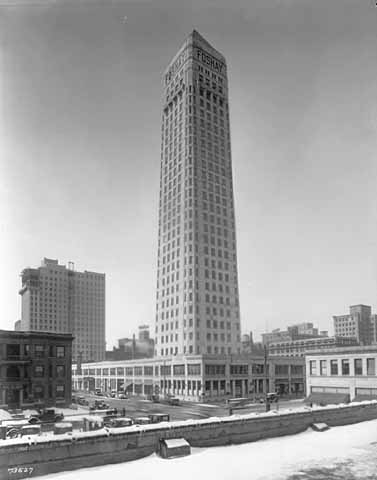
(21, 425, 41, 436)
(148, 413, 170, 424)
(133, 417, 152, 425)
(77, 396, 89, 406)
(90, 400, 110, 411)
(167, 397, 180, 406)
(28, 408, 63, 424)
(267, 393, 279, 403)
(104, 417, 133, 428)
(259, 393, 279, 404)
(95, 389, 104, 397)
(118, 393, 128, 399)
(6, 426, 21, 439)
(110, 390, 117, 398)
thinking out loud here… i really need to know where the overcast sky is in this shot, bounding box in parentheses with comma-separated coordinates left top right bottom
(1, 0, 376, 348)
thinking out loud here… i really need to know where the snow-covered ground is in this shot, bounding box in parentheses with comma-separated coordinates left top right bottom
(35, 418, 377, 480)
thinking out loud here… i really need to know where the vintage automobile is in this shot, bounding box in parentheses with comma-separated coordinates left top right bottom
(89, 400, 110, 411)
(148, 413, 170, 424)
(133, 417, 152, 425)
(104, 417, 133, 428)
(28, 408, 64, 424)
(77, 396, 90, 406)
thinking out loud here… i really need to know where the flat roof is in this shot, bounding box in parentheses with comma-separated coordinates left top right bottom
(73, 354, 304, 369)
(0, 329, 73, 340)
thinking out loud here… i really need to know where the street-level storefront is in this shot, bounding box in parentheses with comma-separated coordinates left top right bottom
(73, 354, 305, 401)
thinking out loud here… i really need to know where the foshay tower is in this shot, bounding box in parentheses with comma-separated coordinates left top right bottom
(155, 30, 241, 357)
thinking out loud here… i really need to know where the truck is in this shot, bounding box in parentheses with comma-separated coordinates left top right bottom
(28, 408, 64, 424)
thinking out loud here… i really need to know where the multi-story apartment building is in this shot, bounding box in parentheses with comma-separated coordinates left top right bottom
(0, 329, 73, 409)
(306, 345, 377, 405)
(333, 304, 372, 345)
(155, 30, 241, 357)
(267, 335, 358, 357)
(19, 258, 105, 362)
(72, 354, 305, 401)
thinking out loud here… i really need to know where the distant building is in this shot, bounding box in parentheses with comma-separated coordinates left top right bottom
(19, 258, 105, 362)
(262, 322, 326, 345)
(333, 305, 373, 345)
(262, 329, 292, 345)
(0, 329, 73, 409)
(106, 326, 155, 361)
(370, 314, 377, 344)
(73, 354, 305, 401)
(294, 323, 319, 337)
(241, 332, 264, 355)
(267, 335, 359, 357)
(138, 325, 151, 342)
(306, 345, 377, 405)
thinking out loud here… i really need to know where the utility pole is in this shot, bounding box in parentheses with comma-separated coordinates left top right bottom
(264, 344, 270, 412)
(163, 359, 166, 398)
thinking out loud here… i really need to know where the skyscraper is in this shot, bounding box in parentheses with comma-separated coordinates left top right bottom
(19, 258, 105, 362)
(155, 30, 241, 357)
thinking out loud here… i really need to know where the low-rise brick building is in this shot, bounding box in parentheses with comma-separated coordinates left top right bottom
(0, 329, 73, 409)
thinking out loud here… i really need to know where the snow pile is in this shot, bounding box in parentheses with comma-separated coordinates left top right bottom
(32, 418, 377, 480)
(0, 409, 12, 421)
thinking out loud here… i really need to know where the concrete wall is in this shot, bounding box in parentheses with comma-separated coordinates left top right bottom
(2, 402, 377, 480)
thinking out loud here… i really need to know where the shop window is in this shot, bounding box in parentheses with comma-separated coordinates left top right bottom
(341, 359, 350, 375)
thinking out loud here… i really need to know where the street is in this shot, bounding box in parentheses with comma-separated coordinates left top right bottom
(76, 393, 305, 421)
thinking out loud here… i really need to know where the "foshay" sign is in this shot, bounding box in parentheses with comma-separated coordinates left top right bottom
(195, 48, 226, 75)
(164, 46, 226, 86)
